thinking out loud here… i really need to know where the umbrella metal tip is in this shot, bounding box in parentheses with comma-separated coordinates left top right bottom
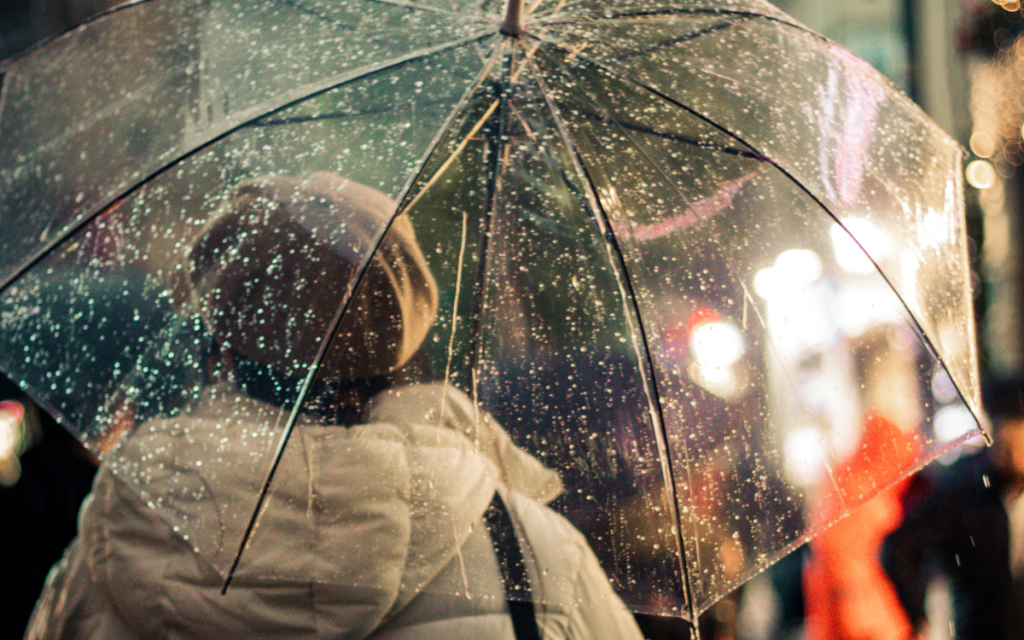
(500, 0, 524, 36)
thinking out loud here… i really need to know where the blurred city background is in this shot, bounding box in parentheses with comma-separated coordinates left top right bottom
(0, 0, 1020, 639)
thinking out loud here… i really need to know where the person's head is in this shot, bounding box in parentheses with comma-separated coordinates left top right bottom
(184, 172, 438, 392)
(983, 377, 1024, 483)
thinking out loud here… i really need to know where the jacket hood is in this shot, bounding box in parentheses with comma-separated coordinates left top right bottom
(84, 383, 561, 640)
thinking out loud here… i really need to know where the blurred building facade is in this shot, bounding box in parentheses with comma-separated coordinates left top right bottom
(774, 0, 973, 140)
(759, 3, 1021, 640)
(957, 2, 1024, 379)
(775, 0, 1024, 382)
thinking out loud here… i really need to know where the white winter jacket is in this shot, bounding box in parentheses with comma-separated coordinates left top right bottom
(25, 383, 643, 640)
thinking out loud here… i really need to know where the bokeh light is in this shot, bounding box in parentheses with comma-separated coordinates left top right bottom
(970, 130, 996, 157)
(966, 159, 998, 189)
(0, 400, 26, 487)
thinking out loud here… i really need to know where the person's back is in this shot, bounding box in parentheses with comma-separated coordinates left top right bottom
(26, 383, 641, 640)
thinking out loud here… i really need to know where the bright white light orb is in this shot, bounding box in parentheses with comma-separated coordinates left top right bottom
(690, 321, 745, 369)
(754, 249, 823, 300)
(775, 249, 823, 285)
(831, 219, 887, 274)
(0, 402, 23, 459)
(966, 160, 997, 190)
(934, 405, 976, 443)
(783, 426, 827, 487)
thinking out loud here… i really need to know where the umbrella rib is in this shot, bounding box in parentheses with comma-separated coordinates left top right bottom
(251, 96, 463, 127)
(606, 18, 747, 63)
(497, 83, 756, 157)
(396, 38, 505, 217)
(568, 107, 758, 158)
(567, 136, 701, 622)
(0, 0, 152, 71)
(399, 98, 501, 215)
(529, 12, 757, 66)
(0, 30, 494, 297)
(537, 6, 804, 32)
(530, 10, 832, 73)
(466, 66, 511, 407)
(403, 44, 505, 416)
(526, 34, 771, 162)
(220, 38, 508, 592)
(579, 98, 864, 580)
(522, 51, 698, 622)
(869, 172, 986, 442)
(524, 0, 565, 19)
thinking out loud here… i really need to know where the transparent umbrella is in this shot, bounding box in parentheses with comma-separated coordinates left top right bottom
(0, 0, 982, 629)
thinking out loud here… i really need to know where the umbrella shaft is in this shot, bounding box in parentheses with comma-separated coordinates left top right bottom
(501, 0, 524, 36)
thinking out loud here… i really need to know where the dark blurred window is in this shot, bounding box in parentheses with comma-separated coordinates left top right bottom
(1, 0, 121, 61)
(0, 373, 97, 640)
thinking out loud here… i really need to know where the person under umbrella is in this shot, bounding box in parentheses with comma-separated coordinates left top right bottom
(24, 172, 643, 640)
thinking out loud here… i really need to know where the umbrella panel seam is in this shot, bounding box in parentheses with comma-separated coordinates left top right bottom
(535, 7, 803, 32)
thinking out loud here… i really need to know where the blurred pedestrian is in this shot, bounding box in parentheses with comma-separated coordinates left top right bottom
(802, 329, 923, 640)
(0, 376, 96, 640)
(803, 413, 920, 640)
(883, 377, 1024, 640)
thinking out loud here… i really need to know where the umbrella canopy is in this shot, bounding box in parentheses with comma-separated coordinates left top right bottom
(0, 0, 982, 624)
